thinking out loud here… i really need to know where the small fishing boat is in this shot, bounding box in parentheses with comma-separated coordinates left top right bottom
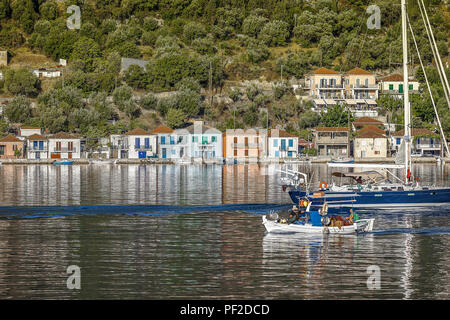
(329, 157, 354, 164)
(53, 160, 73, 165)
(262, 200, 374, 235)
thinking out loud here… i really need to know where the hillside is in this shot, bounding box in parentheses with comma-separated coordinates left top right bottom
(0, 0, 449, 139)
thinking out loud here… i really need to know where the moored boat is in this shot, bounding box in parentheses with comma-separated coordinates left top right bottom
(53, 160, 73, 165)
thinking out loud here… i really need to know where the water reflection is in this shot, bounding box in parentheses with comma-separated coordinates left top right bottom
(0, 164, 448, 299)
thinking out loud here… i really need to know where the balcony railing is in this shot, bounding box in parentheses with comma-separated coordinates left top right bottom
(351, 84, 378, 89)
(231, 143, 259, 148)
(318, 84, 344, 89)
(416, 143, 441, 149)
(29, 147, 48, 152)
(135, 145, 153, 151)
(53, 147, 77, 153)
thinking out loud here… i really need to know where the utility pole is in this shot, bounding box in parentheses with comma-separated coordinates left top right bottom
(209, 61, 213, 106)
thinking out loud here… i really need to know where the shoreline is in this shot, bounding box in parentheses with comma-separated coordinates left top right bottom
(0, 157, 448, 165)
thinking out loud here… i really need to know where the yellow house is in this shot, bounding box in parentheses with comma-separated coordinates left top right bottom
(345, 67, 379, 100)
(305, 67, 344, 100)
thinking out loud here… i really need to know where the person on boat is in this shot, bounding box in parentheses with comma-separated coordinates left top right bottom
(287, 206, 300, 224)
(346, 209, 359, 224)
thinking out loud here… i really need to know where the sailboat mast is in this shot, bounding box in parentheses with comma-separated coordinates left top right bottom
(401, 0, 411, 183)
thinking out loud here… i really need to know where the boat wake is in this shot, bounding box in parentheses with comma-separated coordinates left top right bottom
(0, 203, 290, 220)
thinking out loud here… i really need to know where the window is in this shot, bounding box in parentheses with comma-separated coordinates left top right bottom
(202, 136, 208, 144)
(375, 151, 380, 155)
(409, 84, 413, 90)
(145, 138, 150, 148)
(211, 136, 217, 142)
(275, 151, 279, 157)
(288, 139, 293, 147)
(234, 149, 237, 157)
(171, 149, 176, 155)
(68, 141, 73, 151)
(0, 145, 4, 155)
(396, 138, 401, 145)
(288, 151, 292, 157)
(170, 136, 174, 145)
(161, 136, 165, 145)
(245, 150, 248, 156)
(389, 84, 394, 90)
(192, 136, 198, 143)
(135, 138, 140, 148)
(56, 141, 61, 151)
(273, 139, 278, 147)
(245, 137, 248, 146)
(233, 137, 237, 144)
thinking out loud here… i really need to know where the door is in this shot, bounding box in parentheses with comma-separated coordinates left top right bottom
(138, 151, 146, 159)
(36, 152, 40, 159)
(281, 139, 286, 151)
(162, 148, 167, 159)
(68, 153, 72, 159)
(51, 153, 61, 159)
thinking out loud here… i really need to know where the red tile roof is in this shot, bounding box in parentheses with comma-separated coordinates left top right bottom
(353, 117, 383, 125)
(358, 125, 385, 134)
(380, 74, 403, 82)
(27, 133, 48, 141)
(48, 132, 79, 139)
(315, 127, 349, 132)
(347, 67, 374, 75)
(0, 135, 23, 143)
(311, 67, 340, 75)
(150, 126, 173, 134)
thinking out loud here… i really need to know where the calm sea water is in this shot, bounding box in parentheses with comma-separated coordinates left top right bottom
(0, 163, 449, 299)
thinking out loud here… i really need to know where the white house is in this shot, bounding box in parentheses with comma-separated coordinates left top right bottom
(19, 126, 42, 137)
(268, 129, 298, 159)
(27, 133, 48, 159)
(124, 128, 157, 159)
(150, 126, 176, 159)
(379, 74, 420, 99)
(48, 132, 81, 159)
(186, 121, 223, 161)
(33, 68, 62, 78)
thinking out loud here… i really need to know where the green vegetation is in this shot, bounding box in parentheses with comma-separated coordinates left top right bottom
(0, 0, 448, 137)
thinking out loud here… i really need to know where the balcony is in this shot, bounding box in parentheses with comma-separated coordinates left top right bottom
(351, 84, 378, 89)
(231, 143, 259, 149)
(29, 146, 48, 152)
(318, 84, 344, 89)
(416, 143, 441, 149)
(53, 147, 77, 153)
(135, 145, 153, 151)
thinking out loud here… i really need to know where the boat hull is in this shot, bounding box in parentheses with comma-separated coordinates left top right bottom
(288, 188, 450, 208)
(262, 216, 374, 234)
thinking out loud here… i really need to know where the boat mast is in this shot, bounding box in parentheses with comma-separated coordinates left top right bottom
(401, 0, 411, 183)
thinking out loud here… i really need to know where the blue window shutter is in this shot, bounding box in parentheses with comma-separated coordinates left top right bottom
(135, 138, 140, 148)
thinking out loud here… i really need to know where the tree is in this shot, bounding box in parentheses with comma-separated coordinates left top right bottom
(5, 68, 39, 96)
(113, 85, 133, 106)
(167, 108, 185, 128)
(139, 93, 158, 110)
(242, 14, 268, 38)
(124, 64, 148, 89)
(39, 1, 58, 20)
(320, 105, 353, 127)
(183, 21, 206, 43)
(259, 20, 290, 47)
(70, 37, 102, 72)
(3, 95, 32, 123)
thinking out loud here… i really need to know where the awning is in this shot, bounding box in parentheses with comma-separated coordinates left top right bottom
(345, 99, 357, 105)
(365, 99, 377, 105)
(355, 99, 366, 104)
(324, 99, 337, 105)
(313, 99, 326, 105)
